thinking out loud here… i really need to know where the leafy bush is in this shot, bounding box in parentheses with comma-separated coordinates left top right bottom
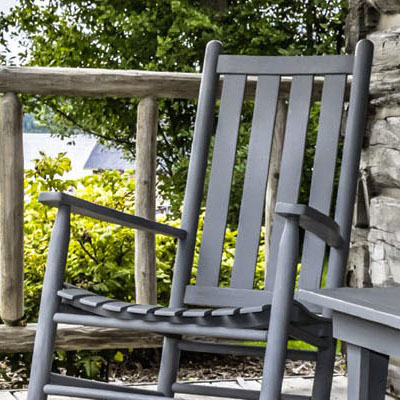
(24, 153, 137, 321)
(23, 153, 266, 322)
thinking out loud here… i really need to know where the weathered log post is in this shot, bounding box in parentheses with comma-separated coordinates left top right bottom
(0, 93, 24, 326)
(265, 98, 287, 278)
(135, 96, 158, 305)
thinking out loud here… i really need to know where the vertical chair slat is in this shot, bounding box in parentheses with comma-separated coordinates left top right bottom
(196, 74, 246, 287)
(265, 75, 314, 291)
(299, 75, 347, 290)
(230, 76, 280, 289)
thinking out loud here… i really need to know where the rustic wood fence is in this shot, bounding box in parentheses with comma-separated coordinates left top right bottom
(0, 66, 333, 351)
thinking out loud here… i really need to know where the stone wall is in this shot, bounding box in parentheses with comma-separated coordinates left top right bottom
(346, 0, 400, 394)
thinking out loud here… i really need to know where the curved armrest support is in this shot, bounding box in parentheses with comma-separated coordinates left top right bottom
(39, 192, 187, 240)
(275, 202, 344, 248)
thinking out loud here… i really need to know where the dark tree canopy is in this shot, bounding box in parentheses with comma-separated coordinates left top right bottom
(0, 0, 348, 220)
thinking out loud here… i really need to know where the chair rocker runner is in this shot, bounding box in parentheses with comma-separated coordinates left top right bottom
(27, 39, 373, 400)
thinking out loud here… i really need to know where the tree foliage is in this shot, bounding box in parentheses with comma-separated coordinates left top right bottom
(0, 0, 348, 219)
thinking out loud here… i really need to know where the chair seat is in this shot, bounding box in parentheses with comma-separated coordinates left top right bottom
(57, 284, 331, 338)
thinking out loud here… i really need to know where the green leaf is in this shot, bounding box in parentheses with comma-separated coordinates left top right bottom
(113, 351, 124, 362)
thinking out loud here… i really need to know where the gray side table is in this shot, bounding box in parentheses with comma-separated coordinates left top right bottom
(298, 287, 400, 399)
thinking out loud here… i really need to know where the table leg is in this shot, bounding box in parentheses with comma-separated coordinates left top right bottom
(347, 343, 389, 400)
(367, 350, 389, 399)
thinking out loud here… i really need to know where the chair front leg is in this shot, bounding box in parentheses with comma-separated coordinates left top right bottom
(157, 335, 182, 397)
(260, 217, 299, 400)
(27, 205, 71, 400)
(311, 339, 336, 400)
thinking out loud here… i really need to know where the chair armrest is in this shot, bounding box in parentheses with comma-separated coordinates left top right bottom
(39, 192, 187, 240)
(275, 202, 344, 248)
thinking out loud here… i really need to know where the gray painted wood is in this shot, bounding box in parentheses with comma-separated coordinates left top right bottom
(347, 344, 388, 400)
(135, 96, 158, 305)
(181, 308, 213, 317)
(274, 202, 344, 248)
(57, 288, 95, 300)
(344, 367, 367, 400)
(299, 287, 400, 329)
(54, 312, 269, 341)
(196, 74, 246, 287)
(299, 74, 347, 291)
(172, 382, 261, 399)
(265, 75, 314, 291)
(239, 305, 269, 314)
(43, 384, 173, 400)
(79, 295, 114, 308)
(326, 40, 374, 290)
(102, 301, 132, 312)
(337, 314, 392, 398)
(27, 206, 71, 400)
(0, 93, 24, 326)
(311, 340, 336, 399)
(167, 40, 221, 311)
(127, 305, 162, 315)
(158, 42, 223, 397)
(217, 54, 354, 75)
(49, 373, 163, 397)
(211, 308, 240, 316)
(299, 286, 400, 398)
(153, 307, 186, 317)
(57, 286, 329, 338)
(261, 217, 300, 399)
(184, 285, 273, 307)
(39, 192, 186, 239)
(231, 76, 280, 289)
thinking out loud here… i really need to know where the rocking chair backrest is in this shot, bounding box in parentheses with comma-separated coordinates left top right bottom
(170, 40, 373, 309)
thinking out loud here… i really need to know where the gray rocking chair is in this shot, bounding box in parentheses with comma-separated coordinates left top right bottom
(27, 39, 373, 400)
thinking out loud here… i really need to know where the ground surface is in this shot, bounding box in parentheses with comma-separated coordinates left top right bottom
(0, 376, 397, 399)
(110, 353, 346, 384)
(0, 351, 346, 390)
(0, 352, 398, 398)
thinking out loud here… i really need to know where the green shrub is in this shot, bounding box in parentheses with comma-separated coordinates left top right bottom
(24, 153, 137, 321)
(23, 153, 267, 322)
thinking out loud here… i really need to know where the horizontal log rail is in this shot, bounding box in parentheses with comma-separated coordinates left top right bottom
(0, 66, 338, 99)
(0, 323, 163, 353)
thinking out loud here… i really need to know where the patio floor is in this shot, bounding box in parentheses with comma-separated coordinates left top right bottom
(0, 375, 396, 399)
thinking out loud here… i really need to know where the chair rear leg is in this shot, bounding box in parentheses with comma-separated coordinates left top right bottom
(27, 206, 71, 400)
(311, 340, 336, 400)
(157, 335, 181, 397)
(260, 332, 289, 400)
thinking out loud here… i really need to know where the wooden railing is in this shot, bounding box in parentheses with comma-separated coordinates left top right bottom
(0, 66, 332, 351)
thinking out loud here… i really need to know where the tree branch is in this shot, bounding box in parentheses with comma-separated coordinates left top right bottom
(41, 98, 134, 149)
(77, 239, 99, 264)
